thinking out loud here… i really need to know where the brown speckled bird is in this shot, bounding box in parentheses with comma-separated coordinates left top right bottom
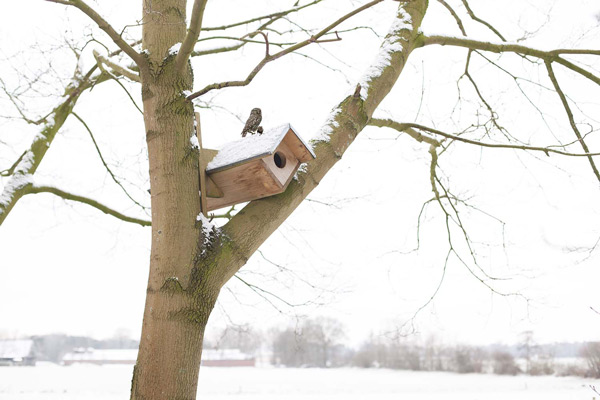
(241, 108, 262, 137)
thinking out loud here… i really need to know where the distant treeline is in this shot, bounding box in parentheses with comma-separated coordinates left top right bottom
(205, 317, 600, 378)
(12, 318, 600, 378)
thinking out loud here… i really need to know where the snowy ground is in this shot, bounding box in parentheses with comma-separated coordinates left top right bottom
(0, 364, 596, 400)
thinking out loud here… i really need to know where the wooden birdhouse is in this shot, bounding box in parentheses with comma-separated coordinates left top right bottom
(197, 122, 315, 214)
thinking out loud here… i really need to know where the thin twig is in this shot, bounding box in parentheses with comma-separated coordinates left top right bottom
(72, 112, 149, 212)
(545, 61, 600, 183)
(200, 0, 325, 32)
(44, 0, 144, 66)
(461, 0, 506, 41)
(437, 0, 466, 36)
(187, 0, 381, 100)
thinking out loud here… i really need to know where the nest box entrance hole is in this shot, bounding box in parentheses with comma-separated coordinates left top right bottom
(274, 151, 286, 169)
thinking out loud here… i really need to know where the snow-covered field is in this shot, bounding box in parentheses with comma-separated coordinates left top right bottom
(0, 364, 596, 400)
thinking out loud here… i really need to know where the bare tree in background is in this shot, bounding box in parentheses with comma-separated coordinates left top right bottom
(1, 0, 600, 398)
(581, 342, 600, 378)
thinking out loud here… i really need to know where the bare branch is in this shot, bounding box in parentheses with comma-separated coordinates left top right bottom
(93, 50, 140, 82)
(92, 52, 143, 114)
(0, 77, 47, 125)
(29, 185, 151, 227)
(187, 0, 382, 100)
(422, 35, 600, 86)
(461, 0, 506, 41)
(0, 151, 27, 177)
(460, 50, 509, 139)
(176, 0, 208, 73)
(44, 0, 144, 66)
(369, 118, 440, 146)
(428, 146, 518, 292)
(234, 275, 302, 309)
(545, 61, 600, 183)
(436, 0, 466, 36)
(200, 0, 325, 32)
(191, 36, 292, 57)
(72, 112, 149, 212)
(372, 120, 600, 157)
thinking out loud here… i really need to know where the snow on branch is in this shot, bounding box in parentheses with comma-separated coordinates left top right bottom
(358, 8, 413, 99)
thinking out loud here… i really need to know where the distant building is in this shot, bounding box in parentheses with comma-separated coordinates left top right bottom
(201, 349, 255, 367)
(0, 339, 36, 366)
(61, 347, 255, 367)
(62, 348, 137, 366)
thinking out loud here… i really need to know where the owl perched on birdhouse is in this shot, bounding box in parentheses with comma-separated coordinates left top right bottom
(241, 108, 262, 137)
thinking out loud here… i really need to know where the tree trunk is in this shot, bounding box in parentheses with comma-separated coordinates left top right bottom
(131, 1, 220, 399)
(130, 0, 428, 398)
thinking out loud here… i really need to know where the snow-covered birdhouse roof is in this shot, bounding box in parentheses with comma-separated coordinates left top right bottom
(206, 123, 315, 174)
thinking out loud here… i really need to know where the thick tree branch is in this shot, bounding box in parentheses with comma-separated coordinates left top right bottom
(209, 0, 429, 287)
(545, 61, 600, 183)
(28, 185, 151, 227)
(176, 0, 209, 73)
(187, 0, 383, 100)
(44, 0, 144, 66)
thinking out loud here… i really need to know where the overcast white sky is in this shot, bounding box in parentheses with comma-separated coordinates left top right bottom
(1, 0, 600, 347)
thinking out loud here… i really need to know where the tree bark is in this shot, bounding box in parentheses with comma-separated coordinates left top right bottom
(131, 1, 220, 399)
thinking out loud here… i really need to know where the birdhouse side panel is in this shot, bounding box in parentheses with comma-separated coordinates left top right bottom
(206, 160, 282, 211)
(261, 142, 300, 188)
